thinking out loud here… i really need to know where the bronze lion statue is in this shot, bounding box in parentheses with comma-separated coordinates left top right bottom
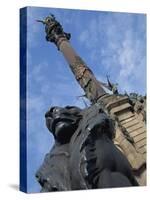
(36, 104, 138, 192)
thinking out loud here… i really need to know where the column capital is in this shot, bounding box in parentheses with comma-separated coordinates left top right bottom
(37, 15, 71, 49)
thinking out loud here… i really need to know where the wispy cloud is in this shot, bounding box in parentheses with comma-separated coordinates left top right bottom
(78, 12, 146, 94)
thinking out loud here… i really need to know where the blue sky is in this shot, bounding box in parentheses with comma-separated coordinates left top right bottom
(25, 7, 146, 192)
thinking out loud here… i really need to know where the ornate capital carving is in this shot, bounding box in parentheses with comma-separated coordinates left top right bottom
(37, 15, 71, 48)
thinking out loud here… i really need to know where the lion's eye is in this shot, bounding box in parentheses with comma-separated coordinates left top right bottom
(54, 108, 59, 113)
(50, 107, 55, 113)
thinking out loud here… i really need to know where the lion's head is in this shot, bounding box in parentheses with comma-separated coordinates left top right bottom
(45, 106, 82, 144)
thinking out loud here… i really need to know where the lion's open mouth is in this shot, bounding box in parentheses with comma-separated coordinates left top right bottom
(51, 117, 75, 134)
